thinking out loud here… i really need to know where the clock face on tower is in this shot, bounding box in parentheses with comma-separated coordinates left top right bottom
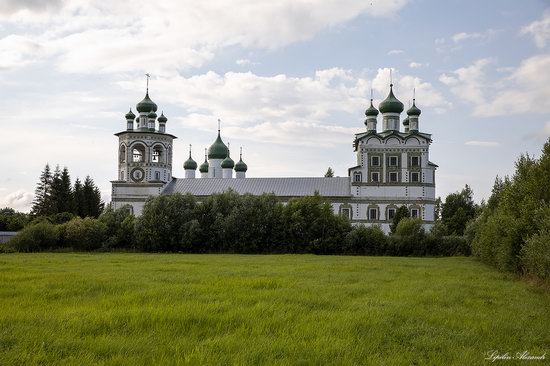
(130, 167, 145, 182)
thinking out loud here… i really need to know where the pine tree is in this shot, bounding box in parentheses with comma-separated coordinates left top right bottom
(82, 176, 104, 218)
(57, 167, 74, 213)
(48, 165, 62, 215)
(73, 178, 86, 217)
(324, 167, 335, 177)
(31, 163, 53, 216)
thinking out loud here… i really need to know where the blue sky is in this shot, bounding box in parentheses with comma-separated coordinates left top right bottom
(1, 0, 549, 211)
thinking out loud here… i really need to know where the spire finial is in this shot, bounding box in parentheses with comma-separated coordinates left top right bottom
(227, 142, 230, 157)
(204, 147, 207, 161)
(145, 73, 150, 94)
(413, 87, 416, 104)
(240, 146, 243, 160)
(189, 144, 192, 158)
(370, 88, 373, 102)
(217, 118, 221, 133)
(389, 68, 393, 87)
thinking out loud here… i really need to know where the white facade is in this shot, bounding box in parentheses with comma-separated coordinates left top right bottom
(111, 84, 437, 232)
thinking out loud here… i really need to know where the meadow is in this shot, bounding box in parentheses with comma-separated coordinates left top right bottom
(0, 254, 548, 365)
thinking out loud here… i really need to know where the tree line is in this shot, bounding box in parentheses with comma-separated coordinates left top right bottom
(467, 139, 550, 282)
(5, 190, 469, 257)
(31, 163, 104, 219)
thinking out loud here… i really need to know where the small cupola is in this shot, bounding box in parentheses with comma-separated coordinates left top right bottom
(235, 147, 248, 178)
(158, 112, 167, 133)
(364, 92, 379, 132)
(407, 91, 421, 132)
(125, 109, 135, 130)
(184, 145, 197, 179)
(199, 148, 209, 178)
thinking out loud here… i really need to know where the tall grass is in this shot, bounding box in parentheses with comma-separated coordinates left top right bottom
(0, 254, 548, 365)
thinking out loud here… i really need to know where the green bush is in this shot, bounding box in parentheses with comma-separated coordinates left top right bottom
(99, 205, 135, 249)
(8, 222, 59, 252)
(520, 231, 550, 280)
(390, 218, 426, 256)
(61, 217, 107, 251)
(344, 225, 387, 255)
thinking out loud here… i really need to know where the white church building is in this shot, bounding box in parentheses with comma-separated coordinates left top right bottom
(111, 83, 437, 233)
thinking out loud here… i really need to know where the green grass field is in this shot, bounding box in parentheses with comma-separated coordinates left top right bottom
(0, 254, 548, 365)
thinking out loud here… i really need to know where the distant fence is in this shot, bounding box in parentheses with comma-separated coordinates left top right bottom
(0, 231, 18, 244)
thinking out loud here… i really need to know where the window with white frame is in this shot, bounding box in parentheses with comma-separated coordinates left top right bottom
(389, 156, 398, 167)
(410, 156, 420, 167)
(155, 171, 161, 180)
(389, 172, 398, 183)
(371, 172, 380, 182)
(369, 208, 378, 220)
(411, 172, 420, 182)
(410, 208, 419, 218)
(371, 156, 380, 166)
(341, 208, 351, 219)
(353, 172, 362, 182)
(388, 208, 396, 220)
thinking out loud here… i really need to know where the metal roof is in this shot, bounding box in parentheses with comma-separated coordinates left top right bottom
(162, 177, 351, 197)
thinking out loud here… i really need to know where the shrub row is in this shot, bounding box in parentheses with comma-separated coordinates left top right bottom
(6, 191, 469, 257)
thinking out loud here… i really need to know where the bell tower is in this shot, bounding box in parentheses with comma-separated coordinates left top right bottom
(111, 75, 177, 215)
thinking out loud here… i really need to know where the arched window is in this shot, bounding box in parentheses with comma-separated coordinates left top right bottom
(132, 144, 146, 162)
(119, 145, 127, 163)
(152, 145, 164, 163)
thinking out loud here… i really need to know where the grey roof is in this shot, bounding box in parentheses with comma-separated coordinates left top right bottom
(162, 177, 351, 197)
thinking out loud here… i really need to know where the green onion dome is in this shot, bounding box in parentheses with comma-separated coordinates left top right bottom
(136, 93, 158, 113)
(406, 100, 421, 116)
(365, 99, 379, 117)
(157, 112, 167, 123)
(208, 132, 228, 159)
(147, 111, 157, 119)
(403, 116, 409, 126)
(378, 84, 404, 114)
(235, 158, 247, 172)
(184, 157, 197, 170)
(199, 159, 209, 173)
(125, 109, 136, 120)
(221, 154, 234, 169)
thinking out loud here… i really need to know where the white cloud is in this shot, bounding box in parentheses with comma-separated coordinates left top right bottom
(544, 121, 550, 136)
(464, 141, 500, 147)
(372, 68, 452, 112)
(236, 59, 251, 66)
(116, 67, 450, 146)
(388, 49, 404, 55)
(441, 55, 550, 116)
(0, 0, 411, 74)
(409, 62, 426, 69)
(521, 10, 550, 48)
(451, 29, 500, 43)
(0, 35, 46, 70)
(0, 190, 34, 212)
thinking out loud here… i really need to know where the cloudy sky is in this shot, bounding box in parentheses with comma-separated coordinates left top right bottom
(1, 0, 549, 211)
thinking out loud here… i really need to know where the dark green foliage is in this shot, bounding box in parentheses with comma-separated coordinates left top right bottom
(99, 205, 136, 250)
(8, 222, 59, 252)
(0, 208, 29, 231)
(390, 205, 409, 234)
(60, 217, 107, 251)
(81, 176, 104, 218)
(28, 164, 104, 220)
(441, 185, 477, 235)
(390, 218, 426, 256)
(31, 163, 53, 216)
(471, 138, 550, 280)
(520, 230, 550, 280)
(136, 193, 198, 251)
(344, 225, 388, 255)
(324, 167, 335, 177)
